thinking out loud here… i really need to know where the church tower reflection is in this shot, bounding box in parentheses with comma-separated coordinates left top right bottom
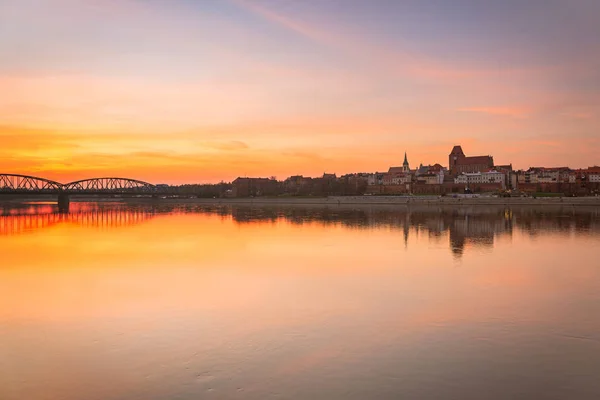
(2, 203, 597, 257)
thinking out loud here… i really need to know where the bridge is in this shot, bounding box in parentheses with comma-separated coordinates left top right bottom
(0, 174, 169, 210)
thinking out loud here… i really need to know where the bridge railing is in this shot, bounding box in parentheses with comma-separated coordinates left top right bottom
(0, 175, 159, 194)
(0, 174, 64, 192)
(62, 177, 157, 193)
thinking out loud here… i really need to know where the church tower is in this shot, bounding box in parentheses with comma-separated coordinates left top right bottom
(449, 145, 465, 174)
(402, 152, 410, 173)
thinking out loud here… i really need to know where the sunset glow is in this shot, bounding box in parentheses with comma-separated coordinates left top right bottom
(1, 0, 599, 183)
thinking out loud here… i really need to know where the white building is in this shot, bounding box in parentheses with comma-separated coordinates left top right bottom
(417, 171, 445, 184)
(367, 173, 384, 186)
(383, 172, 411, 185)
(588, 167, 600, 182)
(523, 167, 573, 183)
(415, 163, 446, 184)
(454, 170, 506, 188)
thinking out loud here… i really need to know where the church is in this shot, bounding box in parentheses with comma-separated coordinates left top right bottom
(382, 152, 412, 185)
(449, 145, 494, 175)
(388, 152, 411, 174)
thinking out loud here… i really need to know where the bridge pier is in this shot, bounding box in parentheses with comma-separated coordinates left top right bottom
(58, 192, 70, 213)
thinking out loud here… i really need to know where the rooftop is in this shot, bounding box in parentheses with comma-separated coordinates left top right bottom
(458, 155, 494, 165)
(450, 145, 464, 155)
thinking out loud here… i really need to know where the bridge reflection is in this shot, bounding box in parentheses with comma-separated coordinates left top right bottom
(0, 203, 158, 236)
(1, 203, 599, 257)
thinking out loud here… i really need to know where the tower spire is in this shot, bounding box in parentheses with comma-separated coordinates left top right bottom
(403, 151, 410, 172)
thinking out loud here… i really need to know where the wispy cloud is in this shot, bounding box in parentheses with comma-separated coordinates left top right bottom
(230, 0, 555, 88)
(229, 0, 430, 78)
(1, 0, 598, 178)
(230, 0, 333, 45)
(457, 106, 532, 118)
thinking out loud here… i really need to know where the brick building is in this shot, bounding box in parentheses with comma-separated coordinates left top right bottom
(449, 145, 494, 175)
(232, 177, 279, 197)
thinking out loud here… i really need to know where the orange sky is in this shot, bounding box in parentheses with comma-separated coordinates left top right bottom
(1, 0, 598, 183)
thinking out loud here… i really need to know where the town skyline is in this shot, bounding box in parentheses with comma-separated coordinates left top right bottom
(6, 143, 598, 199)
(2, 141, 599, 186)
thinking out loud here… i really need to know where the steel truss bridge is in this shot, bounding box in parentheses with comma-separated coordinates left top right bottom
(0, 174, 171, 211)
(0, 174, 158, 195)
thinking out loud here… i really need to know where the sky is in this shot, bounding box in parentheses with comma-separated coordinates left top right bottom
(1, 0, 599, 184)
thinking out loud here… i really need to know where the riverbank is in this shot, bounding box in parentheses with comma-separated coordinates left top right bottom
(128, 195, 600, 207)
(2, 194, 600, 207)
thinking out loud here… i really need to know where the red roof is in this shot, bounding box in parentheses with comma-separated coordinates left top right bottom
(450, 145, 464, 155)
(457, 156, 493, 165)
(388, 167, 408, 174)
(233, 177, 276, 184)
(587, 166, 600, 173)
(529, 167, 570, 172)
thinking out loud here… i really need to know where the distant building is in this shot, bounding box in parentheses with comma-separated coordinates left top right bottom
(383, 170, 411, 185)
(367, 173, 385, 185)
(232, 177, 278, 197)
(454, 170, 506, 189)
(495, 164, 514, 189)
(415, 163, 446, 184)
(585, 166, 600, 183)
(283, 175, 312, 195)
(521, 167, 574, 184)
(417, 173, 444, 185)
(449, 145, 494, 175)
(386, 151, 411, 174)
(496, 164, 513, 172)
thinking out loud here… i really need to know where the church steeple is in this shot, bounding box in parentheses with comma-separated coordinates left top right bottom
(402, 151, 410, 172)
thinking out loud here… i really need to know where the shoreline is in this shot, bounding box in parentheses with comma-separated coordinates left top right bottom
(2, 195, 600, 207)
(136, 195, 600, 207)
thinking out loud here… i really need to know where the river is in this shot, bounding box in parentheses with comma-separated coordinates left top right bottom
(1, 202, 599, 399)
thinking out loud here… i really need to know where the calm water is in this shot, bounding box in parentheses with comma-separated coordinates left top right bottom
(1, 202, 600, 400)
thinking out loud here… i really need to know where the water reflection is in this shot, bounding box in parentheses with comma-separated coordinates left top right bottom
(218, 205, 600, 258)
(0, 203, 157, 236)
(1, 203, 599, 258)
(1, 202, 600, 400)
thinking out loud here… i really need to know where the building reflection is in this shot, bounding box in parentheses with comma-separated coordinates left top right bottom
(447, 213, 512, 257)
(1, 202, 598, 257)
(218, 204, 599, 258)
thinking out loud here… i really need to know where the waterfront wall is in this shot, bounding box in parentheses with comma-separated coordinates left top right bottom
(138, 195, 600, 207)
(365, 183, 504, 195)
(516, 182, 600, 195)
(3, 194, 600, 207)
